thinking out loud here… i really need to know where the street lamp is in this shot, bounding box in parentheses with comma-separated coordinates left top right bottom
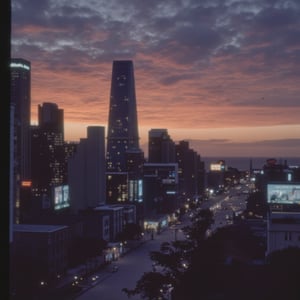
(40, 281, 46, 286)
(174, 228, 178, 241)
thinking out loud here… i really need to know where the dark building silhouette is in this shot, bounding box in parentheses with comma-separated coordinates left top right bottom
(12, 224, 69, 298)
(38, 102, 64, 141)
(254, 158, 295, 196)
(148, 129, 176, 163)
(10, 58, 31, 224)
(31, 103, 74, 217)
(106, 60, 143, 204)
(175, 140, 205, 200)
(263, 158, 291, 182)
(143, 163, 179, 217)
(145, 130, 178, 219)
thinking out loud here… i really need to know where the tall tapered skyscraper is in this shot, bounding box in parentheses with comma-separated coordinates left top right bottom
(106, 60, 144, 203)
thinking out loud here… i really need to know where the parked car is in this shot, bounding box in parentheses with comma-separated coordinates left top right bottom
(111, 265, 119, 272)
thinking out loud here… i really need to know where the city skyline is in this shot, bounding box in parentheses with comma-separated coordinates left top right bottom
(11, 0, 300, 157)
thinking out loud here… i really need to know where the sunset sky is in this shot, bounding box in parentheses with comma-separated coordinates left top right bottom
(11, 0, 300, 157)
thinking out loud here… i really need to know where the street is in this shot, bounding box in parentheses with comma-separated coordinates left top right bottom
(206, 185, 249, 235)
(74, 184, 249, 300)
(75, 222, 186, 300)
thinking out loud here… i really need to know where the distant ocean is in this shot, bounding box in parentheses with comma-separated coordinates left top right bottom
(201, 157, 300, 171)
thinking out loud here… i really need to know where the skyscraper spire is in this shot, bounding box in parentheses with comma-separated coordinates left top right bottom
(106, 60, 143, 203)
(106, 60, 140, 173)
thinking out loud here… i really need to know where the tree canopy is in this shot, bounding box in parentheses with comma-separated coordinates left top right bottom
(122, 207, 300, 300)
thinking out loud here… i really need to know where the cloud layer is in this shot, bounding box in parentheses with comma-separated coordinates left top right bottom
(11, 0, 300, 156)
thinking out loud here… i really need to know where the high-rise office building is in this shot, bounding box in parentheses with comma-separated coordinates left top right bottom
(31, 102, 66, 216)
(175, 140, 205, 199)
(68, 126, 106, 213)
(10, 58, 31, 223)
(143, 163, 179, 217)
(106, 60, 143, 204)
(38, 102, 64, 142)
(148, 128, 176, 163)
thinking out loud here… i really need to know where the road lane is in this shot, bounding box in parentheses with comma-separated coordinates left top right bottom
(76, 184, 248, 299)
(75, 223, 186, 300)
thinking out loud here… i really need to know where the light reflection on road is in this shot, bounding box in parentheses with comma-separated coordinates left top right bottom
(75, 184, 250, 299)
(205, 184, 249, 236)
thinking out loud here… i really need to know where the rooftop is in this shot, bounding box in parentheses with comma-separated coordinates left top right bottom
(13, 224, 68, 233)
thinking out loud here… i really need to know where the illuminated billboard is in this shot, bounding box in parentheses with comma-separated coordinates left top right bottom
(128, 179, 143, 202)
(210, 163, 225, 171)
(21, 180, 32, 187)
(54, 185, 70, 210)
(267, 184, 300, 204)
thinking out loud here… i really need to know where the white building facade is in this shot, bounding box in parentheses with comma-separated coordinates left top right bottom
(68, 126, 106, 212)
(266, 211, 300, 255)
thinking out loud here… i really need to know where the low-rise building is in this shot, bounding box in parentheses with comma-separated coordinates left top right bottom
(12, 224, 69, 288)
(93, 205, 124, 241)
(266, 211, 300, 255)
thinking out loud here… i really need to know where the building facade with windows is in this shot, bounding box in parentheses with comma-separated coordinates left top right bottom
(10, 58, 31, 223)
(106, 60, 143, 205)
(267, 210, 300, 255)
(30, 103, 71, 217)
(12, 224, 69, 298)
(68, 126, 106, 213)
(148, 129, 176, 164)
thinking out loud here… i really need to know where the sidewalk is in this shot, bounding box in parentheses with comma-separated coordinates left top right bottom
(52, 256, 105, 291)
(47, 225, 182, 299)
(74, 218, 191, 300)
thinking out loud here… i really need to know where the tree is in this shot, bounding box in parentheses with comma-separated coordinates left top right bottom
(263, 247, 300, 300)
(123, 272, 171, 300)
(182, 208, 214, 247)
(266, 246, 300, 267)
(245, 191, 268, 218)
(122, 239, 194, 299)
(122, 209, 213, 299)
